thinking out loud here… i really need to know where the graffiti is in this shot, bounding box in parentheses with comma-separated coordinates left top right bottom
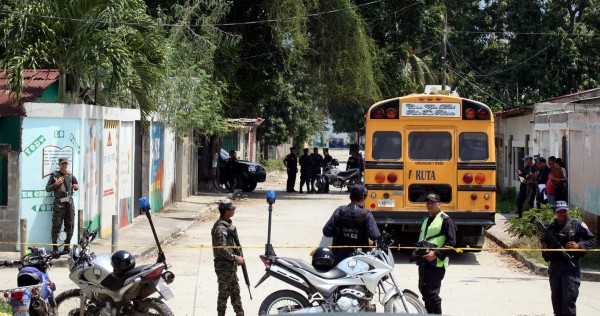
(31, 204, 54, 212)
(23, 135, 47, 156)
(42, 146, 74, 178)
(21, 190, 54, 199)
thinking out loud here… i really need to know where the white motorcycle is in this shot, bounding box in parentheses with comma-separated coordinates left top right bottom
(54, 197, 175, 316)
(315, 159, 362, 193)
(256, 191, 426, 314)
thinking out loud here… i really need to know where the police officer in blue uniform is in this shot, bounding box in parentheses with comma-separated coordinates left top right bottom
(541, 201, 595, 316)
(322, 184, 380, 264)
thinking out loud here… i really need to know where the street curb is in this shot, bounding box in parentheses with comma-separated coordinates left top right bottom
(485, 230, 600, 282)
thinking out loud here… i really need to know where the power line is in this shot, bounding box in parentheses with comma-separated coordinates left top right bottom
(448, 66, 506, 106)
(449, 30, 600, 37)
(0, 0, 383, 28)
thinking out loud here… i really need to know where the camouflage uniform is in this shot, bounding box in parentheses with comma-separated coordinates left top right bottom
(45, 169, 77, 250)
(212, 217, 244, 316)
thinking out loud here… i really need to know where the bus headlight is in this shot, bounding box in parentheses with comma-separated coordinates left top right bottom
(484, 194, 490, 200)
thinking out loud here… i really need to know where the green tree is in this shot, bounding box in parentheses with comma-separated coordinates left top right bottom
(0, 0, 165, 116)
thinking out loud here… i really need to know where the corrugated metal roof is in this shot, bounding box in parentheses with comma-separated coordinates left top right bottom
(542, 87, 600, 104)
(0, 69, 60, 117)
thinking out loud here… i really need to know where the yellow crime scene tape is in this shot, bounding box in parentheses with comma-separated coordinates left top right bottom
(0, 241, 598, 253)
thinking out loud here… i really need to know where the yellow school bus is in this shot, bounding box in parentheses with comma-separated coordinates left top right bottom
(364, 94, 496, 248)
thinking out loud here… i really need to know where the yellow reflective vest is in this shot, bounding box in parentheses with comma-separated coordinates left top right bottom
(418, 212, 449, 268)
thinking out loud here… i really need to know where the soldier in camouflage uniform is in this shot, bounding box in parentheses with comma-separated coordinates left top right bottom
(211, 199, 245, 316)
(45, 157, 79, 253)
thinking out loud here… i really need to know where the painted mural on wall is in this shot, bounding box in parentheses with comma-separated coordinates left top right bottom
(101, 120, 119, 237)
(118, 122, 134, 227)
(83, 119, 102, 230)
(150, 122, 164, 211)
(20, 117, 80, 250)
(162, 128, 176, 207)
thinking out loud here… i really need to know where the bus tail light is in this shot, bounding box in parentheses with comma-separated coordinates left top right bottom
(485, 204, 490, 210)
(370, 203, 376, 208)
(475, 173, 485, 184)
(386, 108, 397, 119)
(375, 172, 386, 183)
(477, 109, 488, 119)
(373, 108, 385, 119)
(463, 173, 473, 184)
(465, 108, 476, 119)
(387, 172, 398, 183)
(471, 194, 477, 201)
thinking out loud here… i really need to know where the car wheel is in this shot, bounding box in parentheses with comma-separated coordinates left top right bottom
(242, 180, 257, 192)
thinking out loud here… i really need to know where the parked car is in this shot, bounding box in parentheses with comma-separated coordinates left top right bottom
(219, 149, 266, 192)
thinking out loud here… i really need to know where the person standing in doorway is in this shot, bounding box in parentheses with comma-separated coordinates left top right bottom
(283, 147, 298, 192)
(45, 157, 79, 253)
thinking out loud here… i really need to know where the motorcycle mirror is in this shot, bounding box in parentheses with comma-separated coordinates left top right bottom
(266, 190, 276, 205)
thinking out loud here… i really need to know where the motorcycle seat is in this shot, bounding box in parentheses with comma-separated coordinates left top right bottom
(337, 168, 359, 178)
(279, 257, 347, 279)
(17, 272, 42, 287)
(100, 264, 153, 292)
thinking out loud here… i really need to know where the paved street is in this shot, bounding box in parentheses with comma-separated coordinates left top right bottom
(1, 150, 599, 315)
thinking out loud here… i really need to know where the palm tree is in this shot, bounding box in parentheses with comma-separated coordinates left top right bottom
(403, 47, 437, 93)
(0, 0, 165, 115)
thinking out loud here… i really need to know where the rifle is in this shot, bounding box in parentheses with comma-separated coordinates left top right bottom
(530, 215, 576, 268)
(409, 240, 438, 265)
(231, 228, 252, 300)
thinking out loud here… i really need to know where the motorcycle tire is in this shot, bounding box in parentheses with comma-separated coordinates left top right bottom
(55, 289, 88, 316)
(314, 176, 326, 193)
(135, 298, 174, 316)
(384, 290, 427, 314)
(258, 290, 311, 314)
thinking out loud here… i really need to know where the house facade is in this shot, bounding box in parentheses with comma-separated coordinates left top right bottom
(495, 88, 600, 235)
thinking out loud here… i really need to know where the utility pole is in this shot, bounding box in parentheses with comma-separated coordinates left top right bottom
(441, 13, 448, 91)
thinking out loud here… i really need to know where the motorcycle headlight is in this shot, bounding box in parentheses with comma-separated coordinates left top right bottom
(248, 166, 256, 172)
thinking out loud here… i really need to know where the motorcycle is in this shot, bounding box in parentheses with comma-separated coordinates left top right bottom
(54, 197, 175, 316)
(315, 159, 362, 193)
(1, 247, 68, 316)
(255, 190, 426, 314)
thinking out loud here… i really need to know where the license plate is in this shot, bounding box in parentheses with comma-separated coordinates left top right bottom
(378, 199, 395, 207)
(155, 280, 174, 301)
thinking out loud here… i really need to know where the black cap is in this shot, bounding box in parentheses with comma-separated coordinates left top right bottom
(349, 184, 368, 200)
(536, 157, 546, 163)
(290, 147, 296, 150)
(425, 193, 441, 202)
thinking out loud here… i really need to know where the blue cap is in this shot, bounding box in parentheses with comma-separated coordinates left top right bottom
(522, 155, 533, 161)
(554, 201, 569, 211)
(139, 197, 150, 209)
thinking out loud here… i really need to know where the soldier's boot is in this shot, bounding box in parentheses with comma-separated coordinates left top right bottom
(235, 312, 244, 316)
(63, 234, 73, 252)
(217, 311, 226, 316)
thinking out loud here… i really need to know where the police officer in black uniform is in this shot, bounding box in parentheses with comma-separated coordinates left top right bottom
(541, 201, 596, 316)
(283, 147, 298, 192)
(299, 148, 314, 193)
(322, 148, 333, 193)
(322, 184, 380, 264)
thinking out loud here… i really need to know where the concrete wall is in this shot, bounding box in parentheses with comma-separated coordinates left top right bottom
(494, 112, 535, 192)
(18, 103, 139, 248)
(0, 152, 20, 251)
(497, 102, 600, 235)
